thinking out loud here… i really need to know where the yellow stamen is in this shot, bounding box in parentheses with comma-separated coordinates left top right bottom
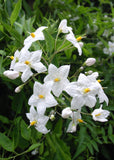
(95, 113, 101, 117)
(30, 33, 35, 38)
(38, 95, 45, 99)
(10, 56, 14, 60)
(84, 88, 90, 93)
(30, 121, 37, 126)
(77, 119, 84, 123)
(25, 60, 30, 65)
(97, 79, 101, 83)
(54, 78, 60, 82)
(76, 36, 82, 41)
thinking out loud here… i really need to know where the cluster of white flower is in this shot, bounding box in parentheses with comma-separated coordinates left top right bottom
(3, 19, 110, 134)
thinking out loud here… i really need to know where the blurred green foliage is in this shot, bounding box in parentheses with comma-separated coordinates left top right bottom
(0, 0, 114, 159)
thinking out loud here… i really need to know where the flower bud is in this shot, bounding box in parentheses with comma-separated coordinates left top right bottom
(85, 58, 96, 66)
(3, 70, 20, 80)
(50, 114, 55, 121)
(62, 107, 72, 119)
(15, 84, 24, 93)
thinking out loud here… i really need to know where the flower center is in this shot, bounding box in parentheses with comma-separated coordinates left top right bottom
(95, 113, 101, 117)
(83, 88, 90, 93)
(30, 33, 35, 38)
(77, 119, 84, 123)
(38, 95, 45, 99)
(76, 36, 82, 41)
(97, 79, 101, 83)
(25, 60, 30, 65)
(10, 56, 14, 60)
(54, 78, 60, 82)
(30, 120, 37, 126)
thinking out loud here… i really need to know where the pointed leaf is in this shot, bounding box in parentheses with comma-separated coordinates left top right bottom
(21, 119, 31, 141)
(10, 0, 22, 26)
(43, 29, 54, 53)
(0, 132, 14, 152)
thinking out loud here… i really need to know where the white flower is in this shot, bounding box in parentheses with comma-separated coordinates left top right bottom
(85, 58, 96, 66)
(66, 33, 82, 56)
(62, 107, 72, 119)
(10, 45, 31, 70)
(28, 81, 58, 115)
(10, 50, 20, 70)
(87, 72, 109, 105)
(91, 105, 110, 122)
(67, 110, 83, 133)
(24, 26, 47, 46)
(14, 50, 47, 82)
(3, 70, 20, 80)
(26, 106, 50, 134)
(103, 41, 114, 56)
(44, 64, 70, 97)
(65, 73, 98, 109)
(58, 19, 72, 33)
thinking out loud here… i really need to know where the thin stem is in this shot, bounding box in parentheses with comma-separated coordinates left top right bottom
(54, 31, 60, 51)
(50, 43, 73, 62)
(80, 111, 92, 116)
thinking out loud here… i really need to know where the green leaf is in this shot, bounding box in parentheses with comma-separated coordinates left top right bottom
(12, 91, 25, 114)
(10, 0, 22, 26)
(52, 135, 71, 160)
(20, 119, 31, 141)
(27, 143, 41, 152)
(108, 124, 113, 136)
(0, 115, 9, 124)
(87, 143, 94, 155)
(53, 118, 63, 137)
(109, 135, 114, 143)
(91, 140, 99, 152)
(0, 132, 14, 152)
(46, 134, 71, 160)
(72, 126, 87, 160)
(0, 50, 6, 56)
(43, 29, 54, 53)
(13, 117, 21, 149)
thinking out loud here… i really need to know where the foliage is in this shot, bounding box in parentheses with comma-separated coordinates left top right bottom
(0, 0, 114, 160)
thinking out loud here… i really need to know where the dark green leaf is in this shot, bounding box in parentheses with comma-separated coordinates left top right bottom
(43, 29, 54, 53)
(27, 143, 41, 152)
(0, 115, 9, 124)
(20, 119, 31, 141)
(0, 132, 14, 152)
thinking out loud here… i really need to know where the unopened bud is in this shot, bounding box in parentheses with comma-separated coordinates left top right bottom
(85, 58, 96, 66)
(50, 114, 55, 121)
(62, 107, 72, 119)
(3, 70, 20, 80)
(15, 84, 24, 93)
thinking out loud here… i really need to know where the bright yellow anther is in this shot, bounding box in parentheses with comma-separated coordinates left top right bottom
(30, 33, 35, 38)
(84, 88, 90, 93)
(77, 119, 84, 123)
(95, 113, 101, 117)
(97, 79, 101, 83)
(38, 95, 45, 99)
(10, 56, 14, 60)
(54, 78, 60, 82)
(25, 60, 30, 65)
(30, 121, 37, 126)
(76, 36, 82, 41)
